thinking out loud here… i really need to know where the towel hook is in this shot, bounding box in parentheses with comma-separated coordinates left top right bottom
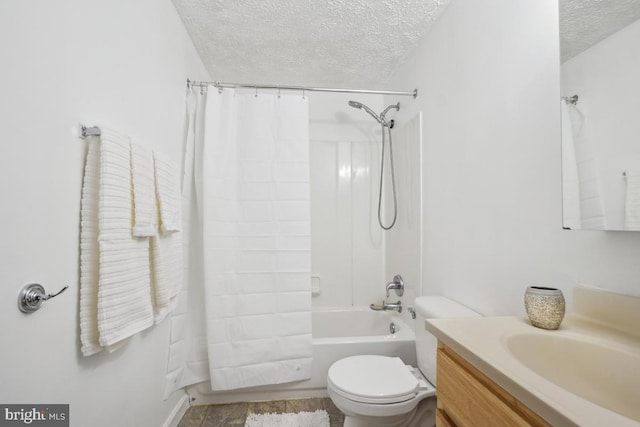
(18, 283, 69, 313)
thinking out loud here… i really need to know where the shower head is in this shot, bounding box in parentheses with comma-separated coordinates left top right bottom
(348, 100, 385, 126)
(348, 100, 400, 128)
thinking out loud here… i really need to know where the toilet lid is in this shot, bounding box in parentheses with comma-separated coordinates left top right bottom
(327, 355, 418, 404)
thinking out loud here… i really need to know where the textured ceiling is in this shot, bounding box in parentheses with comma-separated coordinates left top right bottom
(173, 0, 640, 85)
(560, 0, 640, 62)
(171, 0, 450, 88)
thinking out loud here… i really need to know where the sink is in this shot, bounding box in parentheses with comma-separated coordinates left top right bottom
(506, 333, 640, 422)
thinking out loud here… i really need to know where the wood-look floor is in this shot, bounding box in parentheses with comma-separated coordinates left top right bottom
(178, 397, 345, 427)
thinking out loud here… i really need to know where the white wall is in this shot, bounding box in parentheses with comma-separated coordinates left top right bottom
(0, 1, 208, 426)
(386, 0, 640, 316)
(561, 18, 640, 230)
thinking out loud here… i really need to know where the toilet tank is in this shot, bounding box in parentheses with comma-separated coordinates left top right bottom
(414, 296, 481, 385)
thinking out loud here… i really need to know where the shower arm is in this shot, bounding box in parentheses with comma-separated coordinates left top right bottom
(380, 103, 400, 120)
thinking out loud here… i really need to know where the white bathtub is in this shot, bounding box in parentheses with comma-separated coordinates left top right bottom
(188, 306, 417, 404)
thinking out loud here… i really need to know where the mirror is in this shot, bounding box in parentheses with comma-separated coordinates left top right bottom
(560, 0, 640, 231)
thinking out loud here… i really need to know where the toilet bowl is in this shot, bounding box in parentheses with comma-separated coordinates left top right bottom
(327, 355, 435, 427)
(326, 296, 480, 427)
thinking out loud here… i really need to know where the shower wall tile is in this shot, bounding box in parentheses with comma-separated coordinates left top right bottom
(276, 201, 311, 221)
(276, 182, 310, 200)
(278, 221, 311, 235)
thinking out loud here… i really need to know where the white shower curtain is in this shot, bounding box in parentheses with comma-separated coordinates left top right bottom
(164, 88, 312, 395)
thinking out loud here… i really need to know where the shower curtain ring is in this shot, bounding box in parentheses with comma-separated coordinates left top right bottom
(302, 89, 306, 99)
(255, 87, 258, 98)
(278, 88, 281, 98)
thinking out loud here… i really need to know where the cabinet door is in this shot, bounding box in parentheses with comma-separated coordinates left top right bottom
(436, 344, 550, 427)
(436, 408, 457, 427)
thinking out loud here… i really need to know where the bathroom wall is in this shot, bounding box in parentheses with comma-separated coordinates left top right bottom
(385, 0, 640, 316)
(308, 93, 390, 308)
(561, 18, 640, 230)
(0, 1, 208, 426)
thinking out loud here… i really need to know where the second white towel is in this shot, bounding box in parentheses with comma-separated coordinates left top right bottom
(131, 141, 157, 237)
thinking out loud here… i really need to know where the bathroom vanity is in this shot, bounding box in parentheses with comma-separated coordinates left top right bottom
(426, 287, 640, 427)
(435, 342, 549, 427)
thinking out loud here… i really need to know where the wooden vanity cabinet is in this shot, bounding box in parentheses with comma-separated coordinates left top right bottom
(436, 342, 551, 427)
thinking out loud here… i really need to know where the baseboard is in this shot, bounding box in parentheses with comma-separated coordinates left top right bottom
(162, 393, 190, 427)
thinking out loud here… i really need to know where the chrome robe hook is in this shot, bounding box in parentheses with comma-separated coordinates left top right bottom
(18, 283, 69, 313)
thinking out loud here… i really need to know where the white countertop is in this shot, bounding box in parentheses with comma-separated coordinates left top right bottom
(425, 315, 640, 427)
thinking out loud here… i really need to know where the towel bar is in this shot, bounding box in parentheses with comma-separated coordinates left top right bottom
(79, 124, 101, 139)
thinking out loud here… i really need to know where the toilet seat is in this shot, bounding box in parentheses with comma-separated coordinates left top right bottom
(327, 355, 420, 404)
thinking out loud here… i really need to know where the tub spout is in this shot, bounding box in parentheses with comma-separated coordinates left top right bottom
(382, 301, 403, 313)
(369, 300, 403, 313)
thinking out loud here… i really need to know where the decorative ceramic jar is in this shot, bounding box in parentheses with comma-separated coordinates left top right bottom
(524, 286, 565, 330)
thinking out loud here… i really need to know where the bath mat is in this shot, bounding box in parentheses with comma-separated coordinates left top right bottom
(244, 409, 330, 427)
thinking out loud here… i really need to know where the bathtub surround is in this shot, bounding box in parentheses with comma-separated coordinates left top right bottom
(308, 92, 424, 314)
(308, 92, 387, 309)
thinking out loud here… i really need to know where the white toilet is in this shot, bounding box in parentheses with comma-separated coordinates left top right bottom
(327, 296, 480, 427)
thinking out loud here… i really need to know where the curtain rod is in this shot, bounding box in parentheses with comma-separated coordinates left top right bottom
(187, 79, 418, 98)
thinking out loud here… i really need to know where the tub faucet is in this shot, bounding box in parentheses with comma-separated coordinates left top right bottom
(370, 300, 403, 313)
(385, 274, 404, 297)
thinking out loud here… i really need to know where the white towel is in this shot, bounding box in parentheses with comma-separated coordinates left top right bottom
(79, 137, 102, 356)
(624, 171, 640, 230)
(154, 151, 182, 233)
(97, 129, 154, 348)
(150, 232, 183, 323)
(131, 141, 157, 237)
